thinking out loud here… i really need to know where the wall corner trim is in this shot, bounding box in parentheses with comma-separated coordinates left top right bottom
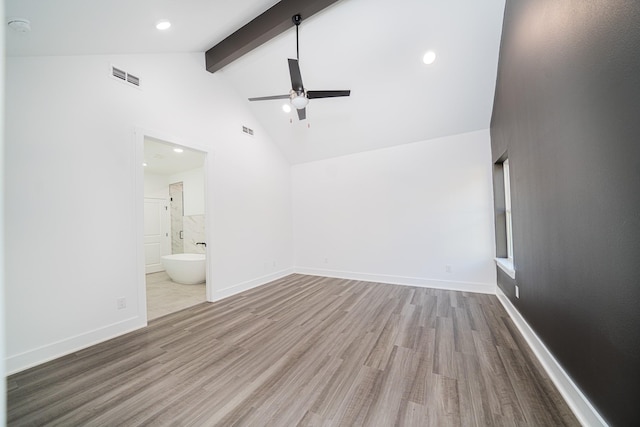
(496, 287, 609, 427)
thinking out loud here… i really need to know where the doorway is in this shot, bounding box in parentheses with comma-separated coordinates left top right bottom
(139, 133, 210, 321)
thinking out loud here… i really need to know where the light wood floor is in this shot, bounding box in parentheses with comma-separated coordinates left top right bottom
(7, 274, 578, 426)
(146, 271, 206, 321)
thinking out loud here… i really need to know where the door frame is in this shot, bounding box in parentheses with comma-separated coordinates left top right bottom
(134, 127, 214, 325)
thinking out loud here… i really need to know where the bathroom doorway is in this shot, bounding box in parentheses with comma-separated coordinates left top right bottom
(142, 135, 208, 320)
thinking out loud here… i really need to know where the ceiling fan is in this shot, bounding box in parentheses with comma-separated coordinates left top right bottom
(248, 14, 351, 121)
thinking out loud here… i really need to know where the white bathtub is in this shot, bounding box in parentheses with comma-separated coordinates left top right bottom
(161, 253, 206, 285)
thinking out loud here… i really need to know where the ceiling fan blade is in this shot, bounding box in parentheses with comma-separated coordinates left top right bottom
(288, 59, 304, 93)
(248, 94, 290, 101)
(297, 107, 307, 120)
(307, 90, 351, 99)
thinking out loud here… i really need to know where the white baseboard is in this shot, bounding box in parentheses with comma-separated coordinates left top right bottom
(295, 267, 496, 294)
(211, 268, 295, 301)
(6, 316, 146, 375)
(495, 287, 608, 427)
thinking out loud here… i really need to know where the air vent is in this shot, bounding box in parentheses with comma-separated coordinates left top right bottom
(111, 65, 141, 88)
(242, 126, 254, 136)
(112, 66, 126, 81)
(126, 73, 140, 86)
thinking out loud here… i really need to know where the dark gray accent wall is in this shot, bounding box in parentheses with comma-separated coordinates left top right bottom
(490, 0, 640, 425)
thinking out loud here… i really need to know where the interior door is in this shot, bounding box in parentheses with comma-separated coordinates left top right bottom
(144, 198, 170, 274)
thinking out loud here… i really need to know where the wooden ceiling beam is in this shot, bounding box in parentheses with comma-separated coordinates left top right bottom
(205, 0, 342, 73)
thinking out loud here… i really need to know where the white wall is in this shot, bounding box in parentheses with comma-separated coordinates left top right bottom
(5, 51, 497, 375)
(169, 167, 205, 216)
(5, 53, 293, 373)
(1, 0, 6, 418)
(293, 130, 496, 293)
(144, 172, 170, 199)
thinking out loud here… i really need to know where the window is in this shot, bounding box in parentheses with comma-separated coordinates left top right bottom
(504, 159, 513, 260)
(495, 157, 515, 279)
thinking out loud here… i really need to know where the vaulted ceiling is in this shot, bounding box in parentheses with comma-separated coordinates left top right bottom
(6, 0, 506, 164)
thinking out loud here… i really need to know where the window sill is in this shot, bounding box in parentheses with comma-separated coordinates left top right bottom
(495, 258, 516, 280)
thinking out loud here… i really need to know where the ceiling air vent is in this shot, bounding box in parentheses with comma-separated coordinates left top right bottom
(242, 126, 254, 136)
(111, 65, 141, 88)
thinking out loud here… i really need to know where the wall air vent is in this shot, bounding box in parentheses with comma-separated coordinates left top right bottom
(111, 65, 141, 89)
(126, 73, 140, 86)
(112, 66, 126, 81)
(242, 126, 254, 136)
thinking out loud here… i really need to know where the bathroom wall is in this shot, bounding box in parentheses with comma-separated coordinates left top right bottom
(169, 167, 206, 254)
(143, 172, 170, 200)
(145, 166, 206, 256)
(184, 215, 206, 254)
(169, 167, 205, 216)
(5, 52, 294, 373)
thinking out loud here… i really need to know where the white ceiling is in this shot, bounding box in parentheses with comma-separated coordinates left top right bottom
(144, 137, 205, 176)
(6, 0, 506, 164)
(5, 0, 280, 56)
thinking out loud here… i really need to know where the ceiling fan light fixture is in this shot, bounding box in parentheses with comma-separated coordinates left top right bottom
(291, 94, 309, 110)
(282, 104, 292, 113)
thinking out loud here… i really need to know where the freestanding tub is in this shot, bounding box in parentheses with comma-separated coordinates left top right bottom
(161, 253, 206, 285)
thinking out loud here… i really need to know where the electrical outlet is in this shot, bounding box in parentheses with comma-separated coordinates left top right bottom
(515, 285, 520, 299)
(445, 264, 452, 273)
(117, 297, 126, 310)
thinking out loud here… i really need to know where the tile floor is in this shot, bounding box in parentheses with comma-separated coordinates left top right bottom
(146, 271, 207, 320)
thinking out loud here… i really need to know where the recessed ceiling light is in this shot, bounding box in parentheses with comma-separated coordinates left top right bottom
(173, 148, 184, 153)
(423, 50, 436, 65)
(282, 104, 292, 113)
(143, 162, 148, 167)
(156, 20, 171, 30)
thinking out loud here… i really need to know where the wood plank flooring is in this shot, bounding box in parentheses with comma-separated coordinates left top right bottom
(7, 274, 579, 426)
